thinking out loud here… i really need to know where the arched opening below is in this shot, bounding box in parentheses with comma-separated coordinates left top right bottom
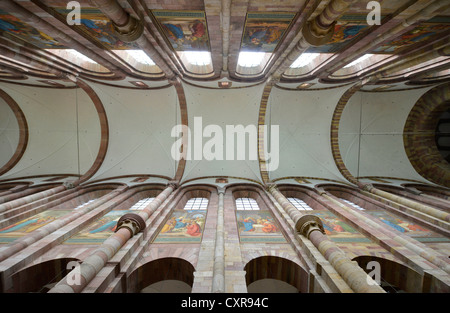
(140, 280, 192, 293)
(247, 278, 299, 293)
(128, 257, 195, 293)
(353, 256, 423, 293)
(8, 258, 79, 293)
(244, 256, 308, 293)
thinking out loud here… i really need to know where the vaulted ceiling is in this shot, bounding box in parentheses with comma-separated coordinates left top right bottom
(0, 0, 449, 188)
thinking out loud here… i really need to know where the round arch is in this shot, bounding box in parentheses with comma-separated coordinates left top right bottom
(127, 257, 195, 293)
(7, 257, 79, 293)
(353, 255, 423, 293)
(244, 255, 309, 293)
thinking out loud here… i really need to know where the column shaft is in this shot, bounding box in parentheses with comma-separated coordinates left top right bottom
(48, 184, 175, 293)
(212, 188, 225, 292)
(268, 185, 384, 293)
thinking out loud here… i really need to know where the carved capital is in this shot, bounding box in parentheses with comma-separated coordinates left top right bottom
(167, 180, 179, 190)
(265, 182, 277, 192)
(302, 20, 336, 47)
(295, 214, 324, 238)
(116, 213, 146, 237)
(113, 15, 144, 43)
(314, 187, 327, 196)
(405, 187, 422, 196)
(358, 182, 373, 192)
(217, 187, 226, 195)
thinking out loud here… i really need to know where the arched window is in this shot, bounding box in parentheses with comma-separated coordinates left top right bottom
(287, 197, 313, 211)
(130, 197, 155, 210)
(183, 197, 209, 210)
(235, 197, 260, 210)
(340, 199, 365, 210)
(73, 199, 96, 210)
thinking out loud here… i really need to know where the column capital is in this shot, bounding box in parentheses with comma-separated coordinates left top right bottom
(302, 20, 336, 47)
(167, 180, 179, 189)
(265, 182, 277, 192)
(217, 187, 226, 195)
(295, 214, 324, 238)
(314, 187, 327, 196)
(116, 213, 146, 237)
(113, 15, 144, 43)
(358, 182, 373, 192)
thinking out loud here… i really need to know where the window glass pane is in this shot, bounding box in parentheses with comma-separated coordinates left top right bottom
(235, 197, 260, 210)
(287, 197, 313, 211)
(74, 199, 96, 210)
(341, 199, 365, 210)
(184, 197, 209, 210)
(130, 197, 155, 210)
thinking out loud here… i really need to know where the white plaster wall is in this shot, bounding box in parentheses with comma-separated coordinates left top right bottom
(267, 85, 351, 182)
(339, 86, 435, 182)
(181, 82, 264, 183)
(0, 83, 100, 178)
(87, 81, 179, 181)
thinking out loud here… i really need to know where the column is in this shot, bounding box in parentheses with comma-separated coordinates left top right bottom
(362, 184, 450, 223)
(267, 184, 384, 293)
(48, 183, 176, 293)
(212, 187, 226, 292)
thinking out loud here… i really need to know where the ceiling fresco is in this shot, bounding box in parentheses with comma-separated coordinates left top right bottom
(151, 10, 210, 52)
(0, 8, 65, 49)
(53, 7, 139, 50)
(240, 12, 297, 53)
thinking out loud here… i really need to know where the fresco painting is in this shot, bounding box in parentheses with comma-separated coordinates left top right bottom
(373, 23, 450, 53)
(236, 211, 286, 243)
(54, 7, 138, 50)
(63, 210, 130, 244)
(311, 211, 371, 243)
(153, 210, 206, 243)
(0, 9, 65, 49)
(365, 211, 450, 242)
(0, 210, 71, 243)
(307, 24, 368, 53)
(241, 12, 296, 53)
(152, 10, 210, 52)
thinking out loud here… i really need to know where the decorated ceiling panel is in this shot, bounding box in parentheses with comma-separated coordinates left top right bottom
(0, 8, 65, 49)
(52, 7, 139, 50)
(240, 12, 296, 53)
(151, 10, 210, 53)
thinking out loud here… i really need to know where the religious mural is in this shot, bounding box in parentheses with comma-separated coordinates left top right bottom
(372, 23, 450, 54)
(365, 210, 450, 243)
(310, 211, 371, 243)
(64, 210, 127, 244)
(53, 7, 138, 50)
(241, 12, 296, 53)
(153, 210, 206, 243)
(236, 211, 286, 243)
(152, 10, 210, 52)
(0, 210, 71, 243)
(0, 9, 65, 49)
(307, 15, 369, 54)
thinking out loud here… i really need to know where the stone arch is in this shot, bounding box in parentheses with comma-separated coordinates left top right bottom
(277, 184, 328, 210)
(403, 183, 450, 201)
(243, 255, 309, 293)
(6, 257, 79, 293)
(403, 82, 450, 187)
(127, 257, 196, 293)
(0, 88, 28, 177)
(373, 183, 449, 212)
(353, 255, 424, 293)
(171, 185, 213, 210)
(229, 183, 272, 210)
(320, 183, 383, 210)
